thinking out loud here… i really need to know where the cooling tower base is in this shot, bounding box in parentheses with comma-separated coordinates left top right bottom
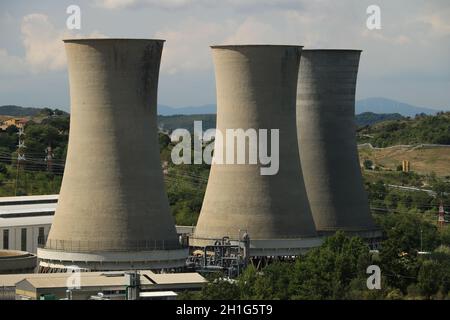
(37, 247, 189, 272)
(190, 237, 323, 257)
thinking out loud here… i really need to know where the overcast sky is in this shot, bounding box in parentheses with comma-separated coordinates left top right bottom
(0, 0, 449, 111)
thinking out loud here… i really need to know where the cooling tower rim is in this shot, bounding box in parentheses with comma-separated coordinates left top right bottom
(211, 44, 303, 49)
(63, 38, 165, 43)
(302, 49, 362, 52)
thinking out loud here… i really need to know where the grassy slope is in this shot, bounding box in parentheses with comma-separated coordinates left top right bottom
(358, 145, 450, 177)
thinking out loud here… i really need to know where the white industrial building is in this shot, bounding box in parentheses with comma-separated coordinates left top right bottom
(0, 194, 194, 255)
(0, 195, 57, 254)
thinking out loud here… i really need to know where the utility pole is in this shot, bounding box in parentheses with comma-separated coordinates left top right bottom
(420, 228, 423, 252)
(14, 127, 26, 196)
(45, 145, 54, 173)
(438, 201, 445, 227)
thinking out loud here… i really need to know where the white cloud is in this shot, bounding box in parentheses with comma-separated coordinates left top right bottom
(95, 0, 301, 10)
(223, 17, 281, 44)
(95, 0, 200, 10)
(21, 14, 69, 72)
(0, 13, 105, 74)
(420, 13, 450, 37)
(97, 0, 137, 9)
(0, 49, 27, 75)
(155, 18, 236, 74)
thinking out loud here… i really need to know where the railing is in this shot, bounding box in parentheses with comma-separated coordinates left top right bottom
(40, 239, 186, 252)
(37, 235, 46, 246)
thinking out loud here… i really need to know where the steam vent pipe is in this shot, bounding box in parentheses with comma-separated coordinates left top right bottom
(193, 45, 321, 257)
(37, 39, 188, 271)
(296, 49, 379, 238)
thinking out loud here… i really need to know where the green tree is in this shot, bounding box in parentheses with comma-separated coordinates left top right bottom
(363, 159, 373, 170)
(290, 232, 371, 299)
(417, 259, 442, 298)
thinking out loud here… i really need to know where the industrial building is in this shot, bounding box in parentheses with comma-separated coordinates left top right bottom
(296, 49, 381, 241)
(193, 45, 321, 258)
(0, 195, 55, 253)
(37, 39, 188, 272)
(0, 270, 206, 300)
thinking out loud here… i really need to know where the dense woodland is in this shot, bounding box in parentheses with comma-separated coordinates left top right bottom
(357, 112, 450, 147)
(0, 109, 449, 299)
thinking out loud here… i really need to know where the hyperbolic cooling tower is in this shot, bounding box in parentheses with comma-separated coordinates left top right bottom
(296, 49, 379, 237)
(37, 39, 188, 271)
(193, 45, 320, 256)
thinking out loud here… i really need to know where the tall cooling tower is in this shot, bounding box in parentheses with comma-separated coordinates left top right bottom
(296, 49, 379, 238)
(37, 39, 188, 271)
(192, 45, 320, 256)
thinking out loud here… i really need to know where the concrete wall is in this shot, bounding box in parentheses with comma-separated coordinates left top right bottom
(0, 251, 36, 274)
(0, 225, 50, 254)
(41, 39, 185, 267)
(296, 50, 376, 233)
(194, 45, 317, 242)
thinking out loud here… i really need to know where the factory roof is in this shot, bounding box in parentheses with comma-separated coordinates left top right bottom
(0, 203, 57, 216)
(0, 194, 58, 205)
(0, 215, 53, 228)
(0, 270, 207, 289)
(0, 195, 56, 228)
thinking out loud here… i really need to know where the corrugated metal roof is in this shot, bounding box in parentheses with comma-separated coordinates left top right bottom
(0, 194, 58, 204)
(0, 203, 57, 215)
(1, 270, 207, 289)
(0, 215, 53, 228)
(143, 271, 206, 284)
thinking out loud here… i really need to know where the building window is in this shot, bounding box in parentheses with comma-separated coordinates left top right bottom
(21, 228, 27, 251)
(38, 227, 45, 245)
(3, 229, 9, 250)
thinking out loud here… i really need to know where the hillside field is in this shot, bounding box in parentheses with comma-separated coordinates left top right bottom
(358, 144, 450, 177)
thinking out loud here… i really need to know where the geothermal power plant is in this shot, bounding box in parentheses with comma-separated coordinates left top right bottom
(33, 39, 379, 272)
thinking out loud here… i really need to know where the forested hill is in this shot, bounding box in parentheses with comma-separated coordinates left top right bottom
(357, 112, 450, 147)
(0, 105, 68, 117)
(0, 105, 43, 117)
(355, 112, 404, 127)
(157, 112, 405, 133)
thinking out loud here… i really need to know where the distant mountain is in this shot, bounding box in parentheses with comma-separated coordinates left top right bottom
(3, 97, 444, 119)
(158, 114, 216, 132)
(0, 105, 43, 117)
(355, 112, 404, 127)
(160, 112, 406, 132)
(158, 98, 442, 117)
(158, 104, 216, 116)
(355, 97, 440, 117)
(0, 105, 68, 117)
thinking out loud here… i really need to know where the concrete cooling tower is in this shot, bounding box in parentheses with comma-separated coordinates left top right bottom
(37, 39, 188, 271)
(192, 45, 321, 256)
(296, 49, 380, 239)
